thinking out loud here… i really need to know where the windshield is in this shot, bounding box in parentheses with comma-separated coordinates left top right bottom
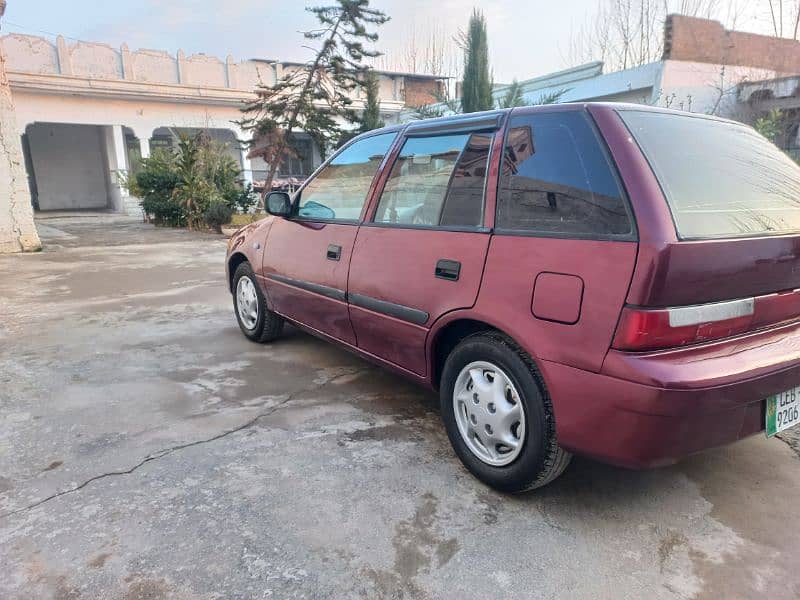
(619, 110, 800, 239)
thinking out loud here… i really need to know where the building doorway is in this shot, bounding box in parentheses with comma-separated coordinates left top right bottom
(25, 123, 111, 211)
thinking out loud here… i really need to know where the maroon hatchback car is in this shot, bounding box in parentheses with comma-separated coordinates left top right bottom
(226, 103, 800, 492)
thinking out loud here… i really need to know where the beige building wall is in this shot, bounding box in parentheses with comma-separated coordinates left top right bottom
(656, 60, 778, 115)
(0, 1, 40, 253)
(0, 32, 444, 216)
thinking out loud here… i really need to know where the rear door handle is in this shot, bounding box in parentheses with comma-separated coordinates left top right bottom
(327, 244, 342, 261)
(435, 259, 461, 281)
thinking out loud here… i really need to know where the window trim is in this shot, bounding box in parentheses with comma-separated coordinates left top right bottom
(289, 128, 401, 225)
(404, 112, 505, 136)
(492, 227, 635, 241)
(288, 217, 362, 226)
(368, 129, 497, 232)
(361, 222, 492, 234)
(494, 107, 638, 242)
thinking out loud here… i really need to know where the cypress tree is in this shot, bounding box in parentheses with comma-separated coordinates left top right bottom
(461, 9, 493, 113)
(360, 70, 384, 132)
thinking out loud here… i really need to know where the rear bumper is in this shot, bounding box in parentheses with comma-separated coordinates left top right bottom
(541, 323, 800, 468)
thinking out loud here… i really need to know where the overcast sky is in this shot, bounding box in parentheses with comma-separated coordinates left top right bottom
(1, 0, 772, 83)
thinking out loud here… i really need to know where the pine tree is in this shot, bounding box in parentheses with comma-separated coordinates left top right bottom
(460, 9, 493, 114)
(360, 69, 384, 132)
(239, 1, 389, 203)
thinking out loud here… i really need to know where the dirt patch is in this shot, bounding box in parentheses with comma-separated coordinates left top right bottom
(392, 492, 460, 575)
(658, 530, 688, 573)
(361, 492, 460, 598)
(778, 427, 800, 458)
(87, 552, 112, 569)
(122, 575, 173, 600)
(339, 424, 423, 444)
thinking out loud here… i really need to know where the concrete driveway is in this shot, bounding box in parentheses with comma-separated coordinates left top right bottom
(1, 215, 799, 600)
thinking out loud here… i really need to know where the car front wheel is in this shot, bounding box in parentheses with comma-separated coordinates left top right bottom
(440, 332, 571, 492)
(232, 262, 284, 343)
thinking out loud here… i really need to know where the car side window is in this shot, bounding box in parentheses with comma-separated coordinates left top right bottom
(296, 132, 397, 221)
(496, 111, 632, 237)
(373, 132, 493, 228)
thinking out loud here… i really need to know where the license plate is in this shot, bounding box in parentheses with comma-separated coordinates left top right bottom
(766, 387, 800, 436)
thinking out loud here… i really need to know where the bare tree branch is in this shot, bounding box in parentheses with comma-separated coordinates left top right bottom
(793, 0, 800, 39)
(567, 0, 749, 73)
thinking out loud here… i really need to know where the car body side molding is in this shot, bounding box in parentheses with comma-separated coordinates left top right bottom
(348, 292, 430, 326)
(266, 273, 347, 302)
(266, 274, 429, 325)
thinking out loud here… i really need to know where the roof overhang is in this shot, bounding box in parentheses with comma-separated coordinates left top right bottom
(7, 71, 407, 112)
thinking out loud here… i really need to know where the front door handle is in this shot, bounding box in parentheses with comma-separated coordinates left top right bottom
(327, 244, 342, 261)
(435, 259, 461, 281)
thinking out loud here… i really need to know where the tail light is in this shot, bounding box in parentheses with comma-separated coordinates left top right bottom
(613, 290, 800, 351)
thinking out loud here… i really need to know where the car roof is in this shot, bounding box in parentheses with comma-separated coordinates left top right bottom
(349, 101, 744, 146)
(577, 101, 743, 126)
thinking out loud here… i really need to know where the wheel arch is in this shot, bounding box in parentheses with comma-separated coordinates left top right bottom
(428, 313, 538, 391)
(227, 252, 249, 293)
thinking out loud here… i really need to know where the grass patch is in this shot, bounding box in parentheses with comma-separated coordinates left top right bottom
(229, 213, 268, 227)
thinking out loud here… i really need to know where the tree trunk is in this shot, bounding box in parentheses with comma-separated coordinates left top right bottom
(0, 0, 41, 253)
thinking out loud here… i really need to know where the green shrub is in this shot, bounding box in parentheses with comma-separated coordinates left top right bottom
(123, 131, 250, 230)
(754, 109, 783, 144)
(172, 135, 216, 229)
(126, 150, 184, 226)
(141, 195, 186, 227)
(202, 140, 242, 200)
(204, 201, 235, 233)
(226, 182, 258, 214)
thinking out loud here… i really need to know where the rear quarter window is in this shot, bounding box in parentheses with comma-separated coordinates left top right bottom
(496, 110, 633, 238)
(619, 110, 800, 239)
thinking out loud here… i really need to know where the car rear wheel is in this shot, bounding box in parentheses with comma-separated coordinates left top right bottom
(233, 262, 284, 343)
(440, 331, 571, 492)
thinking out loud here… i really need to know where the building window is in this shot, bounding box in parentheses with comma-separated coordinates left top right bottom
(279, 136, 314, 178)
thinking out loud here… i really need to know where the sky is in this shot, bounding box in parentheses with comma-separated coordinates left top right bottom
(0, 0, 773, 83)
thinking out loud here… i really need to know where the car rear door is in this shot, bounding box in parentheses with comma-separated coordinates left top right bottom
(262, 131, 398, 345)
(346, 114, 505, 376)
(476, 107, 638, 372)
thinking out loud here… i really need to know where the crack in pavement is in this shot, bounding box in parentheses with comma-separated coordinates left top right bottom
(0, 366, 373, 521)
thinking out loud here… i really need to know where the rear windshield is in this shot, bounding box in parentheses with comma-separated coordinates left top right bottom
(619, 110, 800, 239)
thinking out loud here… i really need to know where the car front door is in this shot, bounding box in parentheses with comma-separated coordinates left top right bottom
(346, 115, 504, 375)
(262, 131, 398, 345)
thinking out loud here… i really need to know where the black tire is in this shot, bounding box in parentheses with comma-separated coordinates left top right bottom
(440, 331, 571, 493)
(232, 262, 284, 343)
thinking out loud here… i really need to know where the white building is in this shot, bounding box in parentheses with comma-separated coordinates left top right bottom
(411, 15, 800, 140)
(6, 15, 800, 219)
(0, 33, 444, 214)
